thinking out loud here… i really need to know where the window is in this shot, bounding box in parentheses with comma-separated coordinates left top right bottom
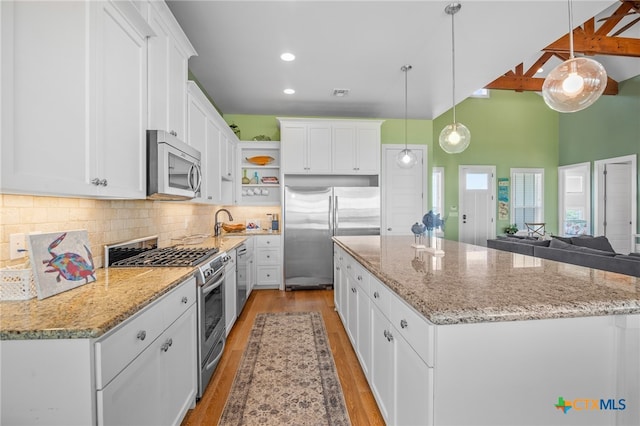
(511, 168, 544, 230)
(432, 167, 444, 215)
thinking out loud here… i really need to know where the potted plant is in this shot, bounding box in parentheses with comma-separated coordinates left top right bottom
(229, 123, 241, 138)
(504, 224, 518, 235)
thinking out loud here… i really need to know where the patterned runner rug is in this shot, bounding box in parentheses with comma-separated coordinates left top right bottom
(218, 312, 351, 426)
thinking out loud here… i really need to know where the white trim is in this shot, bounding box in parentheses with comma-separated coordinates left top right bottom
(558, 162, 591, 236)
(593, 154, 637, 248)
(381, 144, 427, 236)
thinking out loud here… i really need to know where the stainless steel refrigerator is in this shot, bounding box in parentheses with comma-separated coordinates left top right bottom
(284, 186, 380, 290)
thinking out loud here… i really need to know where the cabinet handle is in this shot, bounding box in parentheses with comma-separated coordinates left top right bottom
(266, 241, 271, 244)
(266, 255, 270, 259)
(161, 338, 173, 352)
(347, 265, 351, 269)
(387, 228, 392, 231)
(336, 266, 340, 270)
(91, 178, 108, 186)
(384, 330, 394, 342)
(181, 296, 188, 304)
(137, 330, 146, 341)
(357, 275, 362, 281)
(170, 130, 177, 136)
(373, 291, 379, 299)
(266, 274, 270, 277)
(400, 319, 408, 329)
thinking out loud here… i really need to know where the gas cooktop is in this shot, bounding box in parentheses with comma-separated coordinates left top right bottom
(105, 236, 218, 268)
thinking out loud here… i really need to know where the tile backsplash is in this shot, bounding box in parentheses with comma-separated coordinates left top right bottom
(0, 194, 280, 269)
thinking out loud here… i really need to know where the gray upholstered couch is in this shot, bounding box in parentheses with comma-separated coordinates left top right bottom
(487, 235, 640, 277)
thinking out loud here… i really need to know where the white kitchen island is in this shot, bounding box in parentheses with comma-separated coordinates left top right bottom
(333, 235, 640, 426)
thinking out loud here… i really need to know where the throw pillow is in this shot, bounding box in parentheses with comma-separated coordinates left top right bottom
(568, 244, 617, 257)
(549, 238, 573, 250)
(551, 235, 573, 244)
(629, 252, 640, 258)
(571, 235, 615, 253)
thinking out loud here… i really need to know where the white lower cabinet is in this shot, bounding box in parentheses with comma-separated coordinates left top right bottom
(254, 235, 282, 288)
(0, 276, 197, 426)
(97, 306, 197, 426)
(96, 276, 197, 426)
(336, 244, 433, 426)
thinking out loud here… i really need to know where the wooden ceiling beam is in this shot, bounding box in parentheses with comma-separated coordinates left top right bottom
(485, 74, 618, 95)
(543, 28, 640, 57)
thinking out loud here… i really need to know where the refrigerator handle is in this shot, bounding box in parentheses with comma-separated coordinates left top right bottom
(328, 196, 333, 234)
(334, 195, 339, 234)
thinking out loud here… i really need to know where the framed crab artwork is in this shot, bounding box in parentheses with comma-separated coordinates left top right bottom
(27, 230, 96, 300)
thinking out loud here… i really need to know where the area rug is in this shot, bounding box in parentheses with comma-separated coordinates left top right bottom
(218, 312, 351, 426)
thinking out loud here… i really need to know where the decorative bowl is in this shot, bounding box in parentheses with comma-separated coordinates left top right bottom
(246, 156, 275, 166)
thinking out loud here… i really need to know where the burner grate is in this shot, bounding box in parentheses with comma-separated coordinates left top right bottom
(110, 247, 219, 267)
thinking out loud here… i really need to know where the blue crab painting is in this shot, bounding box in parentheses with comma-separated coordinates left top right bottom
(42, 232, 95, 283)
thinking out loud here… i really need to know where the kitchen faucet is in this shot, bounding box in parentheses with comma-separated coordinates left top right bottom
(214, 208, 234, 236)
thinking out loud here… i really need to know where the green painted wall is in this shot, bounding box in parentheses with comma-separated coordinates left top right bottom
(558, 75, 640, 227)
(432, 90, 560, 239)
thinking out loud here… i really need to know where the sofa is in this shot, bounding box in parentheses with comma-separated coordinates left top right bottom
(487, 235, 640, 277)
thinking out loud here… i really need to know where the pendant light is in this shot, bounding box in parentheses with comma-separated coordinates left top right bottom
(396, 65, 418, 169)
(542, 0, 607, 112)
(439, 2, 470, 155)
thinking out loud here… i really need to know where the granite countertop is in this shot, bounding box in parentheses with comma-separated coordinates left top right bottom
(333, 235, 640, 325)
(0, 236, 247, 340)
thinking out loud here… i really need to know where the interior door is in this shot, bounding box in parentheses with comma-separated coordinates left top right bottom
(381, 146, 426, 235)
(601, 162, 633, 254)
(459, 166, 496, 246)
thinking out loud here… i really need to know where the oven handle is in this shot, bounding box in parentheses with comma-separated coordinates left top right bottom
(205, 338, 226, 371)
(202, 273, 224, 295)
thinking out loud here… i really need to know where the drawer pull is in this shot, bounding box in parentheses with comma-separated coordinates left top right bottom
(357, 275, 362, 281)
(266, 274, 270, 277)
(347, 265, 351, 269)
(137, 330, 146, 341)
(336, 266, 340, 270)
(181, 296, 188, 304)
(384, 329, 394, 342)
(373, 291, 379, 299)
(400, 319, 408, 329)
(266, 255, 270, 259)
(161, 338, 173, 352)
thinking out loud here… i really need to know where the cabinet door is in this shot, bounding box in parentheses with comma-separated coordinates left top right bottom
(97, 335, 163, 426)
(205, 119, 223, 204)
(186, 88, 208, 203)
(307, 125, 332, 173)
(281, 124, 307, 174)
(225, 252, 237, 335)
(356, 125, 380, 174)
(161, 307, 198, 426)
(333, 250, 343, 316)
(332, 125, 357, 173)
(370, 304, 394, 423)
(346, 276, 358, 346)
(147, 2, 192, 139)
(93, 1, 148, 198)
(1, 1, 93, 196)
(357, 287, 371, 378)
(395, 332, 433, 426)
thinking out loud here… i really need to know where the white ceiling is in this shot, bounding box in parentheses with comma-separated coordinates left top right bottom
(167, 0, 640, 120)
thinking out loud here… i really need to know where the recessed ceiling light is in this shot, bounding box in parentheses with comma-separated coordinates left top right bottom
(284, 88, 295, 95)
(280, 52, 295, 62)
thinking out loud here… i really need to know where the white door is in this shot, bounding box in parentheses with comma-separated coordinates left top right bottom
(558, 162, 591, 236)
(459, 166, 496, 246)
(382, 145, 427, 235)
(595, 155, 637, 254)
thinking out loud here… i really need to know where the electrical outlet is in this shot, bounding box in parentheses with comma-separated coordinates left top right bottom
(10, 233, 26, 260)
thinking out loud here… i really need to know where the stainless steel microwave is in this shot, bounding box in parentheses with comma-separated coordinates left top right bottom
(147, 130, 202, 200)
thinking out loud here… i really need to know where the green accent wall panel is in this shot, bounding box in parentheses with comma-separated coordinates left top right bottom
(432, 90, 560, 239)
(559, 75, 640, 227)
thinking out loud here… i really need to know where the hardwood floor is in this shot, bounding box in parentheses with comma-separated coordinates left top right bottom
(181, 289, 384, 426)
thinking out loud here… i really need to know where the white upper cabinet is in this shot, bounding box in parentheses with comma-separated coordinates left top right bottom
(332, 122, 381, 174)
(186, 81, 238, 205)
(1, 0, 154, 198)
(147, 1, 196, 140)
(278, 118, 383, 176)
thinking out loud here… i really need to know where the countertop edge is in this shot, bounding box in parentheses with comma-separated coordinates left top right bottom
(333, 238, 640, 325)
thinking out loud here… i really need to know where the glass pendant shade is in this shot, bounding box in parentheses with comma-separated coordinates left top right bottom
(439, 122, 471, 154)
(396, 148, 417, 168)
(542, 57, 607, 113)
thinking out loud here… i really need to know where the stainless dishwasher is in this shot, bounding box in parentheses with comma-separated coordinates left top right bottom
(236, 243, 251, 315)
